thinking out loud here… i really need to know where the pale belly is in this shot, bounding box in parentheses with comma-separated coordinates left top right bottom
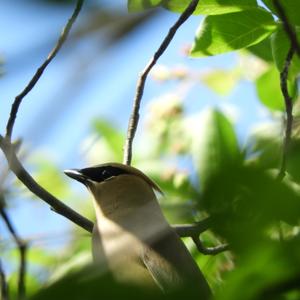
(93, 218, 158, 290)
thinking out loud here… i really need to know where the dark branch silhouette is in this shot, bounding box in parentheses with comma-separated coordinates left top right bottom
(0, 136, 94, 233)
(273, 0, 300, 57)
(5, 0, 84, 141)
(174, 217, 212, 237)
(192, 236, 229, 255)
(123, 0, 199, 165)
(277, 47, 295, 181)
(0, 260, 9, 300)
(0, 204, 26, 300)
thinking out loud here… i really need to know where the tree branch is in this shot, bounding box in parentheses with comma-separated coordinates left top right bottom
(0, 260, 9, 300)
(192, 236, 229, 255)
(277, 46, 295, 181)
(123, 0, 199, 165)
(5, 0, 84, 141)
(0, 205, 26, 300)
(273, 0, 300, 57)
(0, 135, 213, 247)
(174, 218, 229, 255)
(0, 136, 94, 233)
(173, 217, 212, 237)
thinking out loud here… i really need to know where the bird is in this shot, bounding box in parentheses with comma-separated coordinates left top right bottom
(64, 162, 211, 298)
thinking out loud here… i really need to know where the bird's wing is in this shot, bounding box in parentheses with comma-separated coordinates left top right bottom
(141, 228, 211, 297)
(142, 245, 183, 292)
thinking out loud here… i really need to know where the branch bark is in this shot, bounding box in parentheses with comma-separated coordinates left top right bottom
(277, 46, 295, 181)
(273, 0, 300, 57)
(0, 205, 26, 300)
(0, 136, 94, 233)
(192, 236, 229, 255)
(0, 260, 9, 300)
(173, 217, 212, 237)
(5, 0, 84, 141)
(123, 0, 199, 165)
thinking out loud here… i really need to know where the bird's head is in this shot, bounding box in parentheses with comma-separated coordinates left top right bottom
(64, 163, 162, 216)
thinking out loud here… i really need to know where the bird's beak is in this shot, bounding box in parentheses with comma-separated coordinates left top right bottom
(64, 169, 88, 184)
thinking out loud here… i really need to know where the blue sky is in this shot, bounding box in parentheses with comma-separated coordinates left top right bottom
(0, 0, 271, 256)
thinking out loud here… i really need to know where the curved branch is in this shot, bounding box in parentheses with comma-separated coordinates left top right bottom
(5, 0, 84, 141)
(123, 0, 200, 165)
(173, 217, 212, 237)
(192, 236, 229, 255)
(0, 136, 94, 233)
(0, 204, 27, 300)
(273, 0, 300, 57)
(277, 47, 295, 181)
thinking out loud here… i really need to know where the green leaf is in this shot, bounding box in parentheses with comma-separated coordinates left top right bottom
(247, 122, 281, 169)
(255, 65, 297, 111)
(128, 0, 161, 12)
(215, 241, 300, 300)
(128, 0, 258, 15)
(49, 252, 92, 283)
(9, 272, 40, 299)
(92, 119, 124, 161)
(271, 25, 300, 79)
(247, 37, 274, 62)
(201, 68, 241, 95)
(191, 108, 241, 189)
(31, 157, 71, 199)
(190, 8, 277, 57)
(263, 0, 300, 26)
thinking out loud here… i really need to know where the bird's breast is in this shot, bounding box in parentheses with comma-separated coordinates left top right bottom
(97, 217, 143, 260)
(93, 217, 159, 289)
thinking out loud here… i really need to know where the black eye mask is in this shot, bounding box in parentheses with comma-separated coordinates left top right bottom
(80, 166, 129, 182)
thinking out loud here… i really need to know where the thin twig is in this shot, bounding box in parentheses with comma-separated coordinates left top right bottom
(5, 0, 84, 141)
(173, 217, 212, 237)
(0, 260, 9, 300)
(0, 206, 26, 300)
(123, 0, 199, 165)
(273, 0, 300, 57)
(192, 236, 229, 255)
(175, 218, 229, 255)
(0, 136, 94, 233)
(277, 47, 295, 181)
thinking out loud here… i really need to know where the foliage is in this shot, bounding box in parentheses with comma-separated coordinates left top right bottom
(2, 0, 300, 300)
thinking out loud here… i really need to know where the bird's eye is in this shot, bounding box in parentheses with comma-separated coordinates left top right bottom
(80, 166, 129, 182)
(102, 169, 112, 180)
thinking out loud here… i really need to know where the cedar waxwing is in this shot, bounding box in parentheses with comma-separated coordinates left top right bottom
(64, 163, 211, 298)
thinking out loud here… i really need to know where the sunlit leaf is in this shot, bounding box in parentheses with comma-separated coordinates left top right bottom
(255, 65, 297, 111)
(128, 0, 258, 15)
(92, 119, 124, 161)
(201, 68, 241, 95)
(9, 272, 40, 299)
(271, 25, 300, 79)
(247, 36, 273, 62)
(191, 108, 241, 190)
(190, 9, 277, 57)
(263, 0, 300, 26)
(247, 121, 281, 169)
(49, 251, 92, 283)
(31, 157, 71, 199)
